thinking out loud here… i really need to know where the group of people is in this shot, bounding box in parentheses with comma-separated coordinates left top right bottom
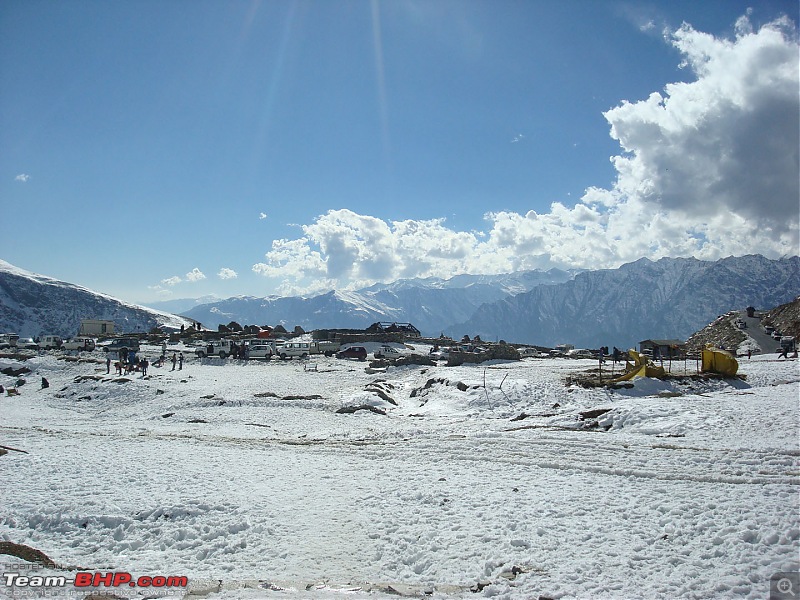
(107, 354, 149, 376)
(170, 352, 184, 370)
(104, 348, 184, 375)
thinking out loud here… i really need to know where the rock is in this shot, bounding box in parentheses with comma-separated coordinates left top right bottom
(579, 408, 612, 420)
(336, 405, 387, 415)
(0, 542, 58, 568)
(2, 367, 30, 377)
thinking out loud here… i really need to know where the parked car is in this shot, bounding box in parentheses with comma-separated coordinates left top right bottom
(336, 346, 367, 361)
(63, 337, 96, 351)
(247, 344, 274, 360)
(567, 349, 595, 359)
(429, 347, 450, 360)
(195, 340, 235, 358)
(39, 335, 64, 350)
(15, 337, 39, 350)
(277, 341, 311, 360)
(102, 337, 140, 353)
(374, 345, 402, 359)
(0, 333, 20, 349)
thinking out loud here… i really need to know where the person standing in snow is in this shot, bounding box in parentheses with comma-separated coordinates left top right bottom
(106, 356, 111, 373)
(178, 352, 184, 370)
(171, 353, 177, 371)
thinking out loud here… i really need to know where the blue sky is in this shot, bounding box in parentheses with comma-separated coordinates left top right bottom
(1, 0, 798, 305)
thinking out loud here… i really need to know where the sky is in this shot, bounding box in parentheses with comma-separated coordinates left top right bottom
(1, 0, 798, 306)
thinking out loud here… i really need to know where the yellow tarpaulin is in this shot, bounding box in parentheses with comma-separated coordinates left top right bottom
(612, 349, 666, 382)
(701, 347, 738, 376)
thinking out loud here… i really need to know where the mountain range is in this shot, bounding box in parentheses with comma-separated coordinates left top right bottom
(173, 269, 576, 336)
(445, 255, 800, 348)
(1, 255, 798, 348)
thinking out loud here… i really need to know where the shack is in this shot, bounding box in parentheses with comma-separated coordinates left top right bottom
(639, 339, 686, 360)
(79, 319, 115, 336)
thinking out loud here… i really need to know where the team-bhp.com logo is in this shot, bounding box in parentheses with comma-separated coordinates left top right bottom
(4, 571, 188, 589)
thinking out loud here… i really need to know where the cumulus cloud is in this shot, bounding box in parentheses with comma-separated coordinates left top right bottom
(218, 268, 238, 280)
(601, 15, 799, 234)
(252, 15, 798, 293)
(15, 174, 30, 182)
(259, 212, 268, 220)
(185, 268, 206, 282)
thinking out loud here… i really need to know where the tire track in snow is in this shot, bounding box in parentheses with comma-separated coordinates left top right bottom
(4, 422, 798, 487)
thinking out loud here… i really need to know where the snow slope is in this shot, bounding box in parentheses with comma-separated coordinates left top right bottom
(0, 260, 194, 338)
(0, 347, 798, 599)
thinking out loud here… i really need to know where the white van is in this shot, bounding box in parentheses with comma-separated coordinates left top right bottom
(277, 342, 311, 360)
(39, 335, 63, 350)
(63, 337, 96, 351)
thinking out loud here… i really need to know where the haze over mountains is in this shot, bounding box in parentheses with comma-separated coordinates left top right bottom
(173, 269, 576, 338)
(1, 255, 798, 348)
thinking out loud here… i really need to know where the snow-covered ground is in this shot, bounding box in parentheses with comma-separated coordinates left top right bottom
(1, 344, 798, 599)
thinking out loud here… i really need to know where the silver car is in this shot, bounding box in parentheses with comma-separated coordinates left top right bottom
(247, 344, 274, 360)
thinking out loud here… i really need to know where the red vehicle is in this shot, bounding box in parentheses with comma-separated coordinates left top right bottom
(336, 346, 367, 361)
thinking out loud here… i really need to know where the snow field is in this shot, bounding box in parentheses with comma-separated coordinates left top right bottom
(0, 348, 798, 599)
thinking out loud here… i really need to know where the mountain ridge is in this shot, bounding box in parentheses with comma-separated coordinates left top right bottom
(0, 260, 193, 338)
(445, 255, 800, 348)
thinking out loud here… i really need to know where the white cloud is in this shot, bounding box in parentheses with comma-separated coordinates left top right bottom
(603, 15, 799, 234)
(185, 268, 206, 282)
(251, 15, 798, 293)
(147, 284, 173, 298)
(218, 268, 238, 280)
(161, 276, 182, 286)
(259, 212, 268, 220)
(15, 174, 30, 182)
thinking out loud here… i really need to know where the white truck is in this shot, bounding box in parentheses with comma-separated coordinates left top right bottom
(311, 340, 341, 356)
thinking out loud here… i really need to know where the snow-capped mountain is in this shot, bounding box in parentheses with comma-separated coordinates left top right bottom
(447, 255, 800, 348)
(0, 260, 194, 338)
(179, 269, 575, 334)
(144, 295, 223, 316)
